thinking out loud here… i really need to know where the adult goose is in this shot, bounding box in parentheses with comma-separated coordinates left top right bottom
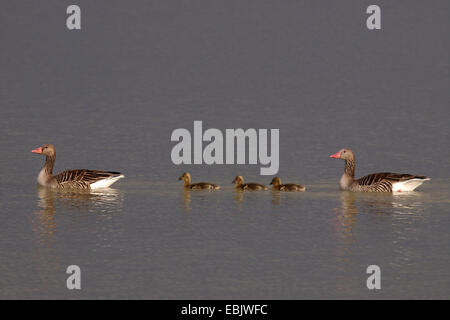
(178, 172, 220, 190)
(32, 144, 124, 189)
(270, 177, 306, 192)
(232, 176, 268, 190)
(330, 148, 430, 192)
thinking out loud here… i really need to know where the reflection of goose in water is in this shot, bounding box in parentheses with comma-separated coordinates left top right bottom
(334, 191, 358, 239)
(332, 190, 426, 292)
(332, 191, 426, 247)
(36, 186, 123, 214)
(34, 187, 58, 240)
(33, 186, 124, 250)
(32, 186, 124, 287)
(331, 191, 358, 292)
(353, 192, 424, 216)
(334, 191, 424, 230)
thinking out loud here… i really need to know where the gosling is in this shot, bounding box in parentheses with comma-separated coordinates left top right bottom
(232, 175, 268, 190)
(178, 172, 220, 190)
(270, 177, 306, 191)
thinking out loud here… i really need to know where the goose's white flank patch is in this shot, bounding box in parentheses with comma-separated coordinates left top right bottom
(392, 178, 430, 192)
(90, 175, 125, 189)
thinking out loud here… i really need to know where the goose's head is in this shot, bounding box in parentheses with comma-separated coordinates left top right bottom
(178, 172, 191, 182)
(270, 177, 282, 186)
(232, 175, 244, 185)
(31, 144, 55, 157)
(330, 148, 354, 161)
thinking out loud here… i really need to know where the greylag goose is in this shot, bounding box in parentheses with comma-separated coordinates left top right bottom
(270, 177, 306, 191)
(232, 176, 268, 190)
(32, 144, 124, 189)
(178, 172, 220, 190)
(330, 148, 430, 192)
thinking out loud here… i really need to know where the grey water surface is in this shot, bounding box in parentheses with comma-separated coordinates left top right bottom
(0, 1, 449, 299)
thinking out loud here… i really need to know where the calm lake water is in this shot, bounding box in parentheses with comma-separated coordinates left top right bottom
(0, 1, 449, 299)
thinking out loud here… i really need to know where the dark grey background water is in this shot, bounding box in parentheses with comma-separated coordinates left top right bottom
(0, 1, 449, 299)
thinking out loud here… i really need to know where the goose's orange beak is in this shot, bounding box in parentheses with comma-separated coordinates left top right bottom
(329, 151, 341, 159)
(31, 147, 42, 154)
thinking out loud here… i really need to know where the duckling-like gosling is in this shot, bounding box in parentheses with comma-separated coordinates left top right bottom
(270, 177, 306, 191)
(232, 175, 268, 190)
(178, 172, 220, 190)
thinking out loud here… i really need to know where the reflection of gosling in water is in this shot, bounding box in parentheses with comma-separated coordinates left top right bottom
(270, 177, 306, 192)
(178, 172, 220, 190)
(232, 175, 268, 190)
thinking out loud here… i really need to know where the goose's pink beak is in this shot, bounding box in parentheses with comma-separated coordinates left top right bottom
(330, 151, 341, 159)
(31, 147, 42, 154)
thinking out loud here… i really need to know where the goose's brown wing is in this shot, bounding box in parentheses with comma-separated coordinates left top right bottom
(54, 170, 122, 186)
(356, 172, 425, 186)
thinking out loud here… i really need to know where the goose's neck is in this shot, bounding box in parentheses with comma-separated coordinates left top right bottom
(344, 159, 355, 178)
(340, 159, 355, 190)
(37, 155, 55, 186)
(184, 177, 191, 187)
(43, 155, 55, 175)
